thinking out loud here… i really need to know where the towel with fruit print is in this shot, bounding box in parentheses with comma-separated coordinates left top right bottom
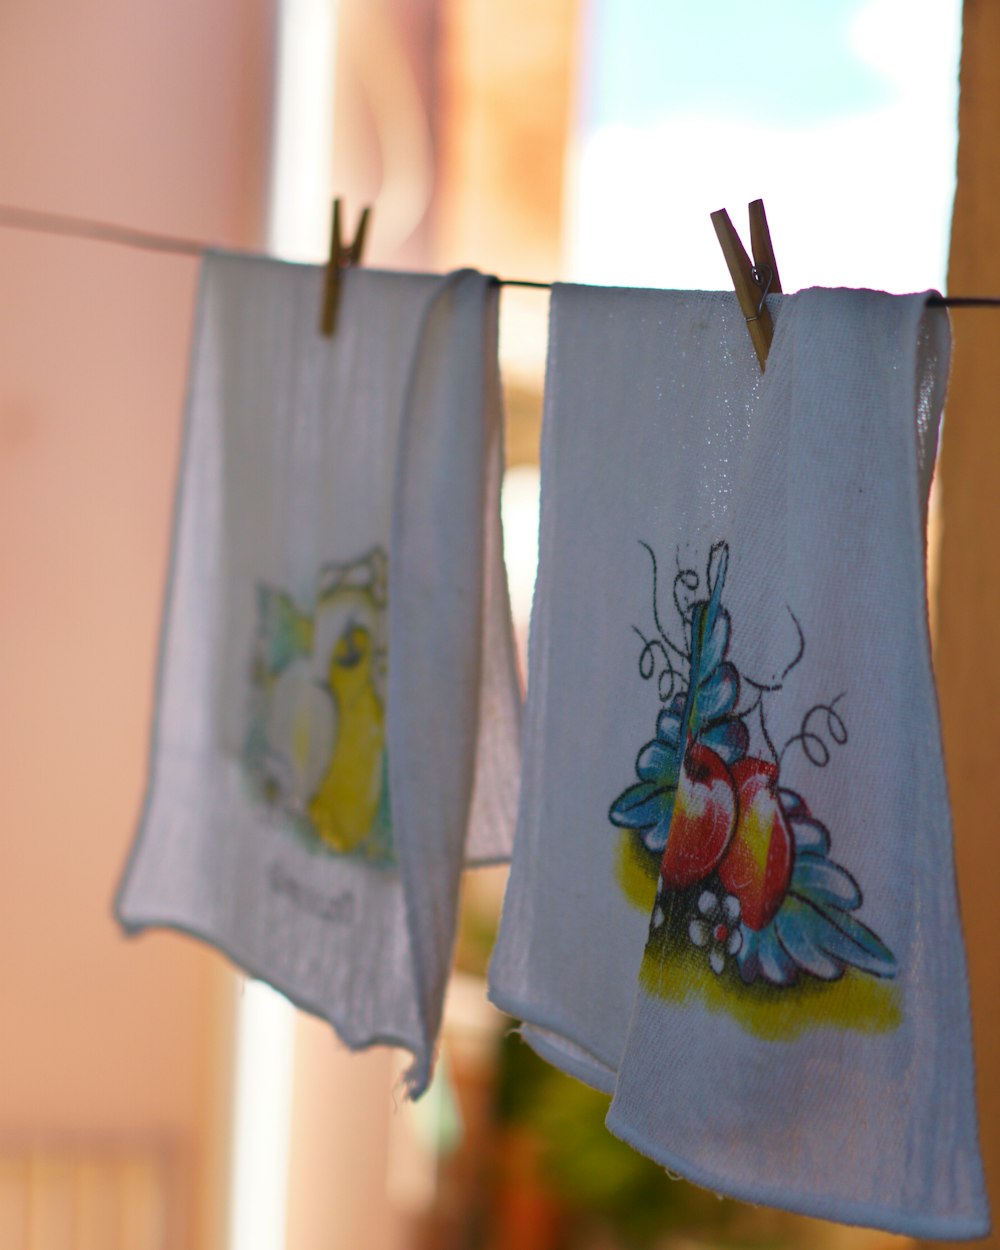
(609, 540, 899, 1036)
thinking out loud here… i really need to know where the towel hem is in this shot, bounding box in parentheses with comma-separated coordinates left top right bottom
(604, 1107, 991, 1241)
(518, 1025, 617, 1095)
(486, 986, 621, 1078)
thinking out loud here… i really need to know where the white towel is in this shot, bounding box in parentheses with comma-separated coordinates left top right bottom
(116, 253, 521, 1097)
(489, 282, 989, 1237)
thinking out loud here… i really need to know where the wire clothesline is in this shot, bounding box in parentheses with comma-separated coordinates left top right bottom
(0, 200, 995, 307)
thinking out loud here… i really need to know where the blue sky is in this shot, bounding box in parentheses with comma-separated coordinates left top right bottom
(570, 0, 962, 293)
(583, 0, 895, 130)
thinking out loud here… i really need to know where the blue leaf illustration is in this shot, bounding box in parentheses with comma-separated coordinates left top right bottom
(636, 740, 679, 781)
(757, 888, 898, 983)
(774, 897, 845, 981)
(796, 897, 898, 978)
(700, 715, 750, 765)
(655, 697, 685, 748)
(638, 820, 674, 855)
(781, 788, 832, 856)
(610, 701, 684, 847)
(609, 780, 667, 827)
(693, 661, 740, 723)
(791, 854, 862, 911)
(256, 586, 313, 675)
(698, 602, 731, 676)
(609, 773, 678, 853)
(755, 923, 798, 986)
(683, 551, 740, 742)
(736, 927, 760, 982)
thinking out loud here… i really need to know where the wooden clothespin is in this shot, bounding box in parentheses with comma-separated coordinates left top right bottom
(319, 198, 372, 337)
(711, 199, 782, 370)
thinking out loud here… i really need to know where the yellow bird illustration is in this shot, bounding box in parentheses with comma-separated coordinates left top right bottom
(308, 620, 385, 853)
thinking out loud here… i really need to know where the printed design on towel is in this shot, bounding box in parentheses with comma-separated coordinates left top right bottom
(244, 546, 393, 863)
(609, 541, 900, 1036)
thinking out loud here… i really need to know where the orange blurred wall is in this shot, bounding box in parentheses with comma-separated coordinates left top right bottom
(937, 4, 1000, 1245)
(0, 2, 274, 1247)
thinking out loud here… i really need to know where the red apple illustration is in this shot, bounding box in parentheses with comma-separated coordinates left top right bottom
(661, 741, 737, 889)
(717, 757, 794, 930)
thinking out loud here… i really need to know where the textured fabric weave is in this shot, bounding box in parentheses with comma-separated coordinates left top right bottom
(489, 283, 988, 1237)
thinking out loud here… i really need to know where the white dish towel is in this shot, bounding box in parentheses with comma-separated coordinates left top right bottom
(116, 253, 521, 1097)
(489, 282, 989, 1237)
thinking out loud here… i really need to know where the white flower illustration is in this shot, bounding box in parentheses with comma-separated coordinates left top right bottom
(688, 889, 743, 974)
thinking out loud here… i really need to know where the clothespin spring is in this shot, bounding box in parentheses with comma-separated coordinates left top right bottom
(745, 264, 774, 323)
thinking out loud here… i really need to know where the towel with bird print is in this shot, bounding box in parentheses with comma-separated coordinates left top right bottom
(246, 546, 392, 862)
(116, 255, 522, 1100)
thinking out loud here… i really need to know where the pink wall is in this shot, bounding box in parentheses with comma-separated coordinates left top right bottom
(0, 2, 274, 1245)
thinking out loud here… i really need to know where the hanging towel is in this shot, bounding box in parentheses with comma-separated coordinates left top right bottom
(116, 252, 521, 1097)
(489, 282, 989, 1238)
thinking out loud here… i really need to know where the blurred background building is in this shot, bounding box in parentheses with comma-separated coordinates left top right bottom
(1, 1, 996, 1247)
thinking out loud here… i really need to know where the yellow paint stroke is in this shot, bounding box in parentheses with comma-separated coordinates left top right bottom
(639, 947, 902, 1040)
(616, 833, 902, 1039)
(615, 830, 660, 913)
(308, 624, 385, 854)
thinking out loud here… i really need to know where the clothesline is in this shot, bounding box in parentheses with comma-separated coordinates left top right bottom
(0, 200, 995, 307)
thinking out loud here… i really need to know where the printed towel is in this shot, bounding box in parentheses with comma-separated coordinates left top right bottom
(116, 253, 521, 1097)
(489, 283, 989, 1237)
